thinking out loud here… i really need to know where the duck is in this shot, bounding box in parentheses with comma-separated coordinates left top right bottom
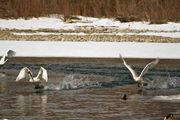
(122, 94, 128, 100)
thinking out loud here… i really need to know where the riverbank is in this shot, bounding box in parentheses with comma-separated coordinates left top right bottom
(0, 17, 180, 42)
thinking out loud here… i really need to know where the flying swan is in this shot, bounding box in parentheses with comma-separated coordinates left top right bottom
(120, 54, 159, 87)
(16, 67, 48, 90)
(0, 49, 16, 65)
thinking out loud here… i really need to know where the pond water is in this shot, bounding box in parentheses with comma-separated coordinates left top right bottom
(0, 60, 180, 120)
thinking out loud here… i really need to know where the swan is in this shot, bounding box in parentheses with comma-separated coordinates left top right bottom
(164, 114, 176, 120)
(120, 54, 159, 87)
(0, 49, 16, 65)
(16, 67, 48, 90)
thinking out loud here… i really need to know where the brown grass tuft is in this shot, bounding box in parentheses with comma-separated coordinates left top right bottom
(0, 0, 179, 22)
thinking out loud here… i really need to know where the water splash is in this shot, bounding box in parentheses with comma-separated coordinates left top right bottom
(146, 76, 180, 90)
(0, 72, 6, 77)
(44, 74, 102, 91)
(61, 74, 102, 90)
(44, 84, 62, 90)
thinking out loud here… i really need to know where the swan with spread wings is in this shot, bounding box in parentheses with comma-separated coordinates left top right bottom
(16, 67, 48, 90)
(120, 54, 159, 87)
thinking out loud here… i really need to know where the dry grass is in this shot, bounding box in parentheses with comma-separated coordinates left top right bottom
(0, 0, 179, 22)
(0, 29, 179, 43)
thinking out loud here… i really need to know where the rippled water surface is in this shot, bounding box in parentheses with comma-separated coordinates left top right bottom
(0, 59, 180, 120)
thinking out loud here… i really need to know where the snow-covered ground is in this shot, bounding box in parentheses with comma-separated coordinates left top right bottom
(0, 41, 180, 59)
(0, 17, 180, 31)
(0, 16, 180, 38)
(0, 16, 180, 58)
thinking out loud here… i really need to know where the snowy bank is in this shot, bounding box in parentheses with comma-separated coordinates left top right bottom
(0, 17, 180, 39)
(0, 41, 180, 59)
(0, 17, 180, 31)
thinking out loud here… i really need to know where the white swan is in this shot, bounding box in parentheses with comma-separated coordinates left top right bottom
(0, 49, 16, 65)
(120, 54, 159, 87)
(16, 67, 48, 89)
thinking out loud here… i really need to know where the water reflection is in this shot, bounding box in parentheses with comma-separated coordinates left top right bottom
(0, 81, 7, 93)
(15, 94, 48, 119)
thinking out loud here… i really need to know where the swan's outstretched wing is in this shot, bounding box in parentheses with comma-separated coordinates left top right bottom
(7, 50, 16, 57)
(36, 67, 48, 82)
(139, 58, 159, 78)
(16, 67, 31, 82)
(0, 54, 6, 65)
(0, 50, 16, 65)
(120, 54, 138, 79)
(0, 51, 8, 65)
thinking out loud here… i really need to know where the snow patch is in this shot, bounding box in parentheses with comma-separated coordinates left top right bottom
(0, 17, 180, 31)
(0, 41, 180, 59)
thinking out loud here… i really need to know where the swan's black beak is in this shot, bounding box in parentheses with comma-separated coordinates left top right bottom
(34, 84, 44, 89)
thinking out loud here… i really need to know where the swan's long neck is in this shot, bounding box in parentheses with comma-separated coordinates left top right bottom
(28, 71, 34, 81)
